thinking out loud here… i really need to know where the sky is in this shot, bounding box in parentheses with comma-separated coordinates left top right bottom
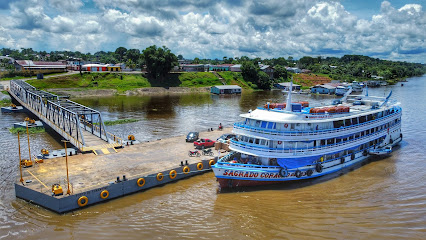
(0, 0, 425, 63)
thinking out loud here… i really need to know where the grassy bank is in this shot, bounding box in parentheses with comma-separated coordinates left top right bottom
(9, 127, 45, 134)
(1, 98, 11, 107)
(27, 73, 151, 93)
(27, 72, 228, 93)
(217, 72, 254, 89)
(94, 118, 139, 126)
(178, 72, 222, 87)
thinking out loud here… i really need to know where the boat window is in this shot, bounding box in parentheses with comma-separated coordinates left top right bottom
(260, 139, 266, 145)
(345, 119, 351, 126)
(261, 121, 267, 128)
(255, 120, 261, 127)
(255, 139, 259, 144)
(267, 122, 276, 129)
(249, 138, 254, 143)
(352, 118, 358, 125)
(320, 139, 325, 146)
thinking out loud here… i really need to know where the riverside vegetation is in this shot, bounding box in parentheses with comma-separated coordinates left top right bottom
(3, 46, 425, 91)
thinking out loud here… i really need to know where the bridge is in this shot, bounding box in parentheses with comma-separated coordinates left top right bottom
(8, 80, 122, 154)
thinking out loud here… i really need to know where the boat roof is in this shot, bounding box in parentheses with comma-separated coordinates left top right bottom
(241, 95, 399, 123)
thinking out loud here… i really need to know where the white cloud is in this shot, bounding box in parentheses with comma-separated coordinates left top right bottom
(0, 0, 424, 63)
(49, 0, 84, 12)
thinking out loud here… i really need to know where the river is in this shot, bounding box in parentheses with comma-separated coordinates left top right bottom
(0, 76, 425, 239)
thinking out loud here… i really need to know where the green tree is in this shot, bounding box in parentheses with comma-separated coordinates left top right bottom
(193, 57, 200, 64)
(126, 49, 141, 63)
(126, 59, 136, 70)
(115, 47, 127, 62)
(273, 65, 288, 80)
(273, 57, 288, 66)
(142, 45, 178, 80)
(177, 54, 183, 60)
(241, 61, 259, 84)
(257, 71, 273, 90)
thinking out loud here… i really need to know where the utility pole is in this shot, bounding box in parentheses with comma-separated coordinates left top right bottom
(62, 140, 71, 195)
(18, 132, 23, 183)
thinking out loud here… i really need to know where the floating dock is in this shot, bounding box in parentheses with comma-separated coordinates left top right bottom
(6, 79, 230, 213)
(15, 130, 229, 213)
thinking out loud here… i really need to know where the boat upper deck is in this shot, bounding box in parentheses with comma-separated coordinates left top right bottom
(243, 95, 398, 124)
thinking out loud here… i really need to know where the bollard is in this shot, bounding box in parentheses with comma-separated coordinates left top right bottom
(185, 160, 188, 165)
(116, 176, 120, 183)
(180, 161, 184, 166)
(123, 175, 127, 181)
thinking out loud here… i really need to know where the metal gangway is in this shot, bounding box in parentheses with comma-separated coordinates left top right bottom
(8, 80, 122, 154)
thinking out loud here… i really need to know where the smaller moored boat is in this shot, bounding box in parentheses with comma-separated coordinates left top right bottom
(369, 146, 392, 156)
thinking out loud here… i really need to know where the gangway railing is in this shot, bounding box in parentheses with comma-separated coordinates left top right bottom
(9, 80, 122, 150)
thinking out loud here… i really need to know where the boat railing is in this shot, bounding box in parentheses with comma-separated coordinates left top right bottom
(215, 148, 368, 170)
(230, 122, 400, 155)
(234, 106, 401, 137)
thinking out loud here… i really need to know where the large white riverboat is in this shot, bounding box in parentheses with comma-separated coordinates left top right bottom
(212, 84, 402, 188)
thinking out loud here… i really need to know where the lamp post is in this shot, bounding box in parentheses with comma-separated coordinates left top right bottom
(18, 132, 23, 183)
(26, 122, 32, 162)
(62, 140, 71, 195)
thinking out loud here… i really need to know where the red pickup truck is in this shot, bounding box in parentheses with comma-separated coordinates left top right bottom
(193, 138, 215, 148)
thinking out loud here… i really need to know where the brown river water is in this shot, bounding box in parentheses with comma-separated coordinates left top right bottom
(1, 76, 425, 239)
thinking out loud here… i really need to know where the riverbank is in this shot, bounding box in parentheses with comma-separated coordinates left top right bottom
(47, 86, 212, 97)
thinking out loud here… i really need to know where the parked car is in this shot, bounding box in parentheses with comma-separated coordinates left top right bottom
(194, 138, 215, 148)
(186, 132, 199, 142)
(217, 134, 237, 143)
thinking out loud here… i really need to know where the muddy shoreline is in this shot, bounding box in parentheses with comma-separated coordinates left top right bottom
(47, 86, 212, 98)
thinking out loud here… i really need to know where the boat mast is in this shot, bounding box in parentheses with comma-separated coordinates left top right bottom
(285, 77, 293, 111)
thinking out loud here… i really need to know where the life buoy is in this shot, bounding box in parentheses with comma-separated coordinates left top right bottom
(306, 169, 313, 176)
(316, 163, 323, 173)
(295, 170, 302, 178)
(157, 173, 164, 181)
(209, 160, 215, 167)
(100, 190, 109, 199)
(279, 168, 288, 177)
(277, 141, 282, 145)
(78, 196, 88, 207)
(197, 162, 203, 170)
(169, 170, 177, 179)
(340, 157, 345, 164)
(137, 178, 145, 187)
(183, 166, 190, 174)
(284, 123, 288, 128)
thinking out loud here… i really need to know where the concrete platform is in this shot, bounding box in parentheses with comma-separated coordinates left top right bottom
(15, 128, 231, 213)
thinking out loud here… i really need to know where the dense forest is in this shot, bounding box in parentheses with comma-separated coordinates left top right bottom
(1, 47, 425, 86)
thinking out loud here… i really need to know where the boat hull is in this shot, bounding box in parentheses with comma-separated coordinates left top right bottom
(213, 138, 402, 189)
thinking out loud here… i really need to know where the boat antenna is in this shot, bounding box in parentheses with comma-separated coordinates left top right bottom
(285, 77, 293, 111)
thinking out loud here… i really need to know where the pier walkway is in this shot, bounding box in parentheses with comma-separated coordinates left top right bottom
(8, 80, 122, 153)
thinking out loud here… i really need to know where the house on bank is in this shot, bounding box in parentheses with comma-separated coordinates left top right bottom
(211, 85, 242, 94)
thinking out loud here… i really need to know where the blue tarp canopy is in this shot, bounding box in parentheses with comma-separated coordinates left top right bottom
(277, 155, 322, 169)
